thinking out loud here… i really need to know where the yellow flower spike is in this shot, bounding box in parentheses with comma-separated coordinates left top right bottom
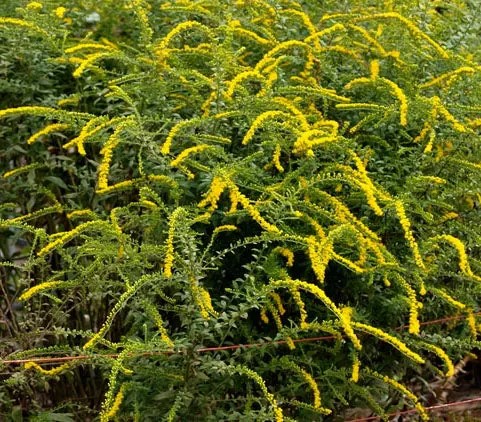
(96, 180, 137, 195)
(420, 67, 475, 89)
(370, 60, 380, 79)
(392, 274, 420, 335)
(65, 43, 118, 54)
(269, 292, 286, 316)
(225, 70, 266, 100)
(19, 281, 68, 301)
(289, 287, 308, 327)
(351, 358, 360, 383)
(306, 236, 332, 284)
(366, 369, 429, 421)
(285, 337, 295, 350)
(233, 365, 283, 422)
(64, 116, 126, 156)
(157, 21, 212, 50)
(352, 322, 424, 363)
(271, 278, 362, 350)
(24, 361, 71, 376)
(266, 302, 283, 329)
(393, 200, 425, 270)
(280, 9, 322, 50)
(348, 25, 387, 56)
(164, 208, 185, 278)
(260, 307, 269, 324)
(160, 118, 201, 155)
(170, 144, 211, 169)
(228, 184, 282, 233)
(431, 97, 467, 133)
(274, 247, 294, 267)
(264, 144, 284, 173)
(3, 163, 42, 179)
(467, 311, 477, 338)
(213, 225, 237, 234)
(304, 23, 345, 45)
(66, 209, 97, 220)
(198, 176, 227, 211)
(430, 234, 481, 280)
(242, 111, 291, 145)
(422, 343, 454, 377)
(73, 53, 112, 79)
(352, 12, 449, 59)
(110, 208, 124, 259)
(97, 118, 135, 189)
(430, 287, 466, 309)
(0, 17, 49, 37)
(38, 220, 106, 257)
(102, 384, 127, 422)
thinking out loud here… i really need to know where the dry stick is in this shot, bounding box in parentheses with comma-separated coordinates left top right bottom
(3, 312, 481, 366)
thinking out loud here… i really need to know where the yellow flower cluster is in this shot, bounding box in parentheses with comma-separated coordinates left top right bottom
(102, 384, 127, 422)
(370, 59, 380, 79)
(72, 52, 111, 79)
(269, 292, 286, 316)
(54, 7, 67, 19)
(260, 307, 269, 324)
(67, 209, 97, 220)
(289, 287, 308, 328)
(98, 119, 134, 190)
(164, 208, 184, 278)
(161, 118, 200, 155)
(367, 369, 429, 421)
(0, 17, 49, 37)
(431, 287, 466, 309)
(229, 185, 282, 233)
(234, 365, 283, 422)
(198, 176, 227, 211)
(188, 275, 217, 319)
(271, 279, 362, 350)
(352, 322, 425, 364)
(19, 281, 67, 301)
(3, 163, 41, 179)
(96, 180, 136, 195)
(170, 144, 211, 178)
(225, 70, 265, 100)
(352, 12, 449, 59)
(38, 220, 104, 257)
(394, 200, 425, 270)
(242, 111, 291, 145)
(393, 274, 420, 335)
(420, 67, 474, 89)
(27, 123, 69, 145)
(422, 343, 454, 377)
(264, 144, 284, 173)
(144, 303, 174, 348)
(431, 234, 481, 280)
(24, 361, 71, 376)
(351, 358, 360, 383)
(274, 247, 294, 267)
(26, 2, 42, 10)
(467, 311, 477, 338)
(306, 237, 332, 284)
(213, 225, 237, 234)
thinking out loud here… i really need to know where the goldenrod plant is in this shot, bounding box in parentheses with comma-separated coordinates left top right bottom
(1, 0, 481, 420)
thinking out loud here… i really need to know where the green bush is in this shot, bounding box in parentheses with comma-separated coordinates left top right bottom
(1, 0, 481, 420)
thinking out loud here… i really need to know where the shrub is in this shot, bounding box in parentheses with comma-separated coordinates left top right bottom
(1, 0, 481, 420)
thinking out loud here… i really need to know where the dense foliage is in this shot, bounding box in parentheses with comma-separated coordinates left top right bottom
(1, 0, 481, 420)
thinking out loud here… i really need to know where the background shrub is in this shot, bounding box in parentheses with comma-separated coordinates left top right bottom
(1, 0, 481, 420)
